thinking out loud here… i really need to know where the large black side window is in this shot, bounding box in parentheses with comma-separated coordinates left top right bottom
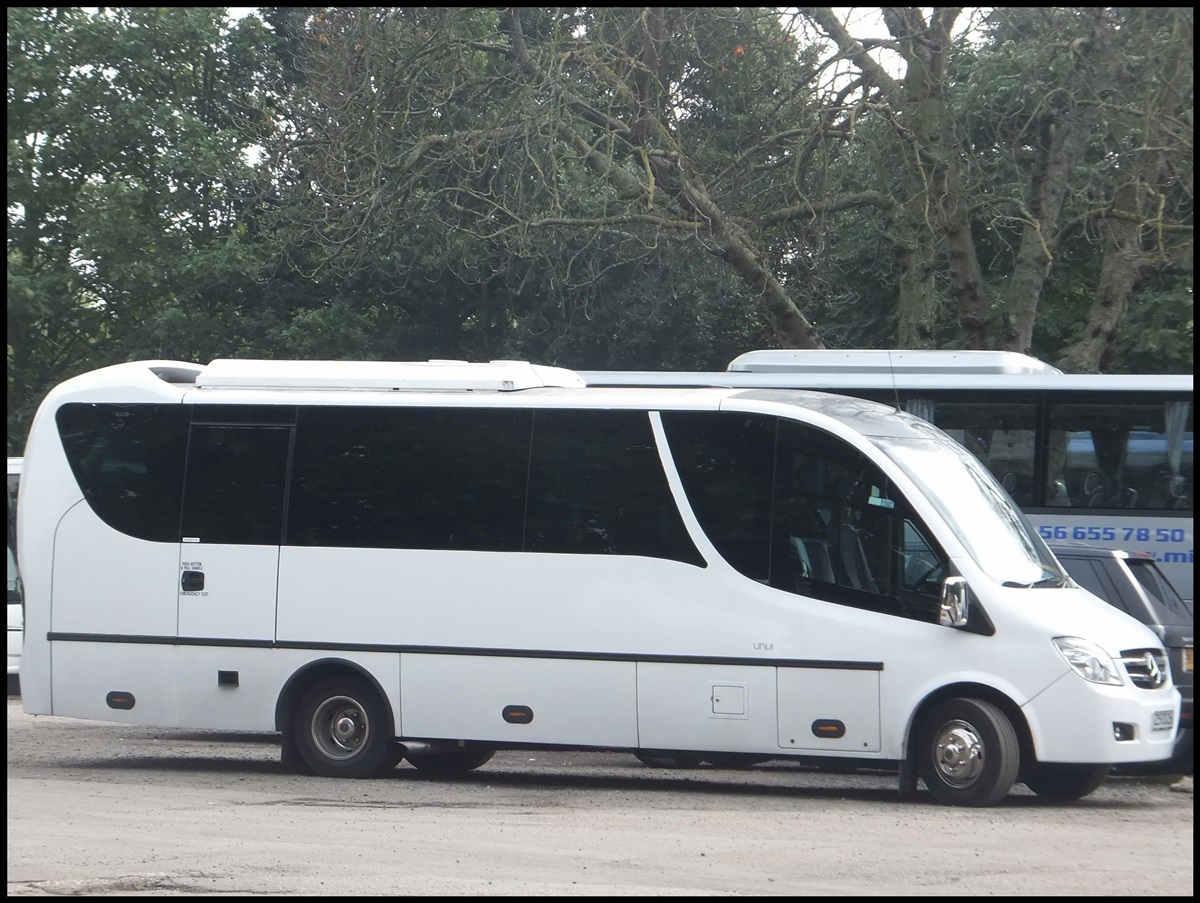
(662, 411, 945, 620)
(656, 412, 774, 581)
(56, 403, 190, 542)
(181, 424, 291, 545)
(525, 410, 704, 564)
(288, 407, 531, 551)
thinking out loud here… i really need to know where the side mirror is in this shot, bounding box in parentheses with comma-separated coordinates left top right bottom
(940, 576, 971, 628)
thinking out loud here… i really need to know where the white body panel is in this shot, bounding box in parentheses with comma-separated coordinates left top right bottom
(400, 654, 639, 746)
(49, 642, 400, 731)
(637, 664, 784, 753)
(178, 543, 279, 641)
(53, 503, 180, 637)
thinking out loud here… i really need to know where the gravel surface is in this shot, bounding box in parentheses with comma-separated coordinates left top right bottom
(6, 693, 1193, 896)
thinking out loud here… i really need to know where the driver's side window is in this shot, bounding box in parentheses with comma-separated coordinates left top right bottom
(771, 420, 947, 620)
(897, 520, 945, 621)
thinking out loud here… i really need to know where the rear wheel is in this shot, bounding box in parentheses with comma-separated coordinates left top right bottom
(293, 675, 396, 778)
(405, 747, 495, 775)
(917, 697, 1020, 807)
(1022, 763, 1110, 800)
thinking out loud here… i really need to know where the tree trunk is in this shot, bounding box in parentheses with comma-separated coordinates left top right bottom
(1055, 180, 1146, 373)
(1000, 107, 1093, 354)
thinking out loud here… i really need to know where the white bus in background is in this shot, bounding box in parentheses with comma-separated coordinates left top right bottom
(18, 358, 1179, 807)
(7, 457, 22, 684)
(581, 350, 1194, 606)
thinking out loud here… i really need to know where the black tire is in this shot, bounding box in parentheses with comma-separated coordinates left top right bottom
(1022, 763, 1110, 800)
(634, 751, 704, 769)
(293, 675, 395, 778)
(916, 697, 1020, 807)
(405, 747, 495, 775)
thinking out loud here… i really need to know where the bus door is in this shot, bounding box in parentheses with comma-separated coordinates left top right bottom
(177, 408, 293, 642)
(658, 412, 904, 754)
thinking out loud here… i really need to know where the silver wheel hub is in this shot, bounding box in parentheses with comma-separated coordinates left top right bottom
(933, 719, 984, 786)
(334, 715, 360, 743)
(311, 695, 368, 761)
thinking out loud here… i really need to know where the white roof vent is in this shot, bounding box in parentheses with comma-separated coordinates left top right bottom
(727, 349, 1062, 376)
(195, 359, 586, 391)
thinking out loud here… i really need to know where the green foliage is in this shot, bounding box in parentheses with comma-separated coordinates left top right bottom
(7, 6, 1192, 455)
(6, 7, 278, 452)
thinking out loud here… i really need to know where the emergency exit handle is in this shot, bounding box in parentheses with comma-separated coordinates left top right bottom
(181, 570, 205, 592)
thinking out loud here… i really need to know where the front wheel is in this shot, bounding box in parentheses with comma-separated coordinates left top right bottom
(405, 747, 495, 775)
(293, 675, 396, 778)
(916, 697, 1020, 807)
(1022, 763, 1110, 800)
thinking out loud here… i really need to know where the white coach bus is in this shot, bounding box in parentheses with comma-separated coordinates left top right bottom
(19, 358, 1180, 806)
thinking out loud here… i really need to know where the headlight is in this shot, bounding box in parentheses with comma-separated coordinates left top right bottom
(1053, 637, 1124, 686)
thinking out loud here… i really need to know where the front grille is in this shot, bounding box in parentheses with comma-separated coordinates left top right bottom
(1120, 648, 1170, 689)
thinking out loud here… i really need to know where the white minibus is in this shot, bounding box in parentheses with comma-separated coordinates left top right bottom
(18, 359, 1180, 806)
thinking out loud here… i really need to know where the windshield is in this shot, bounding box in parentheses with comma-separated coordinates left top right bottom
(874, 434, 1067, 588)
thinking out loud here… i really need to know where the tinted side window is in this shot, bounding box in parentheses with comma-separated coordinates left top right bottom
(289, 407, 531, 551)
(663, 411, 945, 620)
(897, 393, 1041, 507)
(658, 411, 773, 581)
(56, 403, 190, 542)
(182, 425, 290, 545)
(526, 410, 703, 564)
(1049, 395, 1192, 512)
(772, 419, 927, 614)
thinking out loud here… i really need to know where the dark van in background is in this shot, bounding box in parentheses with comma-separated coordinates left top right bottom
(1050, 541, 1193, 775)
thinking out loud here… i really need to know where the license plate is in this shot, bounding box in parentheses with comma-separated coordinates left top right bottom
(1184, 647, 1193, 673)
(1151, 709, 1175, 732)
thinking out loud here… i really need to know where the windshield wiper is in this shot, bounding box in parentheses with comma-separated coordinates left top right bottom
(1003, 576, 1067, 589)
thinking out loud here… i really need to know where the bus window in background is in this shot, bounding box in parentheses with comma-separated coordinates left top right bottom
(898, 395, 1040, 508)
(1053, 399, 1193, 511)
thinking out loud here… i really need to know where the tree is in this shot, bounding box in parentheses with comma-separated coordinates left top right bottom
(795, 7, 1193, 372)
(268, 7, 853, 353)
(7, 7, 276, 452)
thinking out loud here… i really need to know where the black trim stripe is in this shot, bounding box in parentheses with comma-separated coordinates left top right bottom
(46, 632, 883, 671)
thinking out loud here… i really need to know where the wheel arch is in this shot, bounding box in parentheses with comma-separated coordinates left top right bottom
(275, 658, 397, 740)
(906, 681, 1034, 768)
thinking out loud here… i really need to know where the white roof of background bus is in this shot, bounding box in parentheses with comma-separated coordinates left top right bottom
(195, 359, 586, 391)
(579, 351, 1193, 393)
(727, 349, 1062, 375)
